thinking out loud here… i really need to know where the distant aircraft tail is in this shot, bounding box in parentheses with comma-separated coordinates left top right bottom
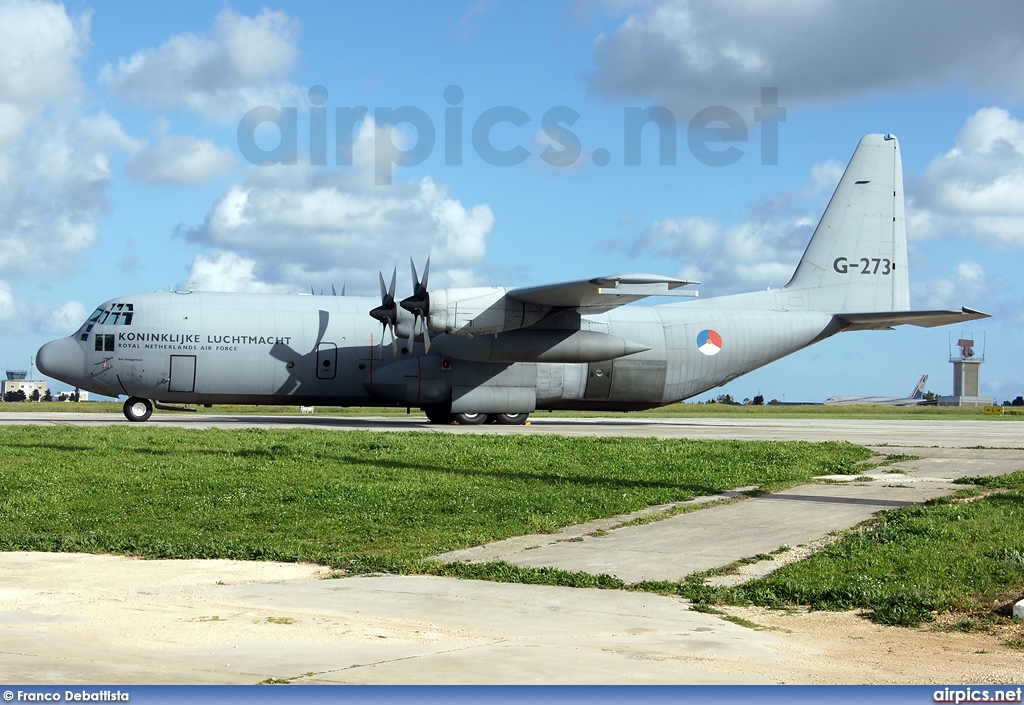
(909, 374, 928, 399)
(784, 134, 910, 313)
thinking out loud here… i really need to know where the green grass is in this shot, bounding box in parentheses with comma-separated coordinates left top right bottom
(0, 426, 868, 570)
(642, 472, 1024, 627)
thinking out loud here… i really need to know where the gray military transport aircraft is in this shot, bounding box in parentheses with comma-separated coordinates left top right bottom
(36, 134, 988, 423)
(824, 374, 931, 406)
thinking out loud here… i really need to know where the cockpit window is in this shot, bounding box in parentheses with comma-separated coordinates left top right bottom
(86, 303, 134, 327)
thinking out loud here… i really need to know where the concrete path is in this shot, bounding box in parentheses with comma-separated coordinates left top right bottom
(433, 446, 1024, 582)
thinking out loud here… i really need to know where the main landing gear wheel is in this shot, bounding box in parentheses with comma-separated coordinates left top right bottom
(123, 397, 153, 422)
(453, 412, 487, 425)
(422, 405, 455, 425)
(490, 413, 529, 425)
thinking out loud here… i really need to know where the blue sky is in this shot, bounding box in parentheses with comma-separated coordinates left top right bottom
(2, 0, 1023, 402)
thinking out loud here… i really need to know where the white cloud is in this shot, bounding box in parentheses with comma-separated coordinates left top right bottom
(586, 1, 1024, 116)
(630, 216, 720, 257)
(912, 260, 990, 310)
(619, 159, 840, 293)
(628, 214, 808, 292)
(956, 260, 985, 282)
(0, 111, 138, 277)
(183, 117, 496, 293)
(0, 0, 90, 119)
(0, 280, 17, 322)
(806, 159, 844, 197)
(45, 299, 87, 334)
(911, 107, 1024, 248)
(0, 1, 138, 279)
(100, 8, 303, 124)
(126, 135, 237, 184)
(184, 251, 293, 294)
(0, 279, 85, 334)
(185, 175, 495, 292)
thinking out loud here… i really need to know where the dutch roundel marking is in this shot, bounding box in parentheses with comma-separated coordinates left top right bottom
(696, 329, 723, 356)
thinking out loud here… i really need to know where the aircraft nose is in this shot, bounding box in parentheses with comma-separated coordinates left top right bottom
(36, 337, 86, 385)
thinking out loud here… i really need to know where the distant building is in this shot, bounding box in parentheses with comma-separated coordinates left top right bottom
(937, 335, 994, 407)
(3, 369, 48, 400)
(55, 390, 90, 402)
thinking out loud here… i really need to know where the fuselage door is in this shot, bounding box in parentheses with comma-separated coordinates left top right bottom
(168, 355, 197, 393)
(317, 342, 338, 380)
(583, 360, 614, 400)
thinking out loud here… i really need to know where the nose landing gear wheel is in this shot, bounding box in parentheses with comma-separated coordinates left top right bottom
(123, 397, 153, 422)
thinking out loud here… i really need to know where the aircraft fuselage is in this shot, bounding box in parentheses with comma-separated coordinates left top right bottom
(46, 290, 838, 412)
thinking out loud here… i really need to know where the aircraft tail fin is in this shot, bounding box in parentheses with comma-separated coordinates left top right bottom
(909, 374, 928, 399)
(784, 134, 910, 313)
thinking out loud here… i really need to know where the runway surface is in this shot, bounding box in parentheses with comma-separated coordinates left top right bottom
(2, 412, 1023, 683)
(1, 411, 1022, 447)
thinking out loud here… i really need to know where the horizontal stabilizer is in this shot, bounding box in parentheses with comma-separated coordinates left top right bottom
(508, 274, 698, 313)
(836, 307, 989, 331)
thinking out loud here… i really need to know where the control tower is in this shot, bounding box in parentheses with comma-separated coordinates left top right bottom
(937, 333, 994, 407)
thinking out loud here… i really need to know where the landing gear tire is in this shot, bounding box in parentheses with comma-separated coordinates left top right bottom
(123, 397, 153, 422)
(422, 405, 455, 425)
(490, 413, 530, 425)
(453, 412, 487, 425)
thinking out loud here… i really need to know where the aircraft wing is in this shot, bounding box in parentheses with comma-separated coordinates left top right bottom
(836, 307, 989, 331)
(507, 274, 698, 314)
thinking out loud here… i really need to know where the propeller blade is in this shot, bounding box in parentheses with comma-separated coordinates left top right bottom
(310, 285, 315, 295)
(388, 267, 397, 301)
(422, 323, 431, 354)
(331, 283, 337, 296)
(420, 255, 430, 292)
(341, 282, 346, 296)
(378, 319, 391, 360)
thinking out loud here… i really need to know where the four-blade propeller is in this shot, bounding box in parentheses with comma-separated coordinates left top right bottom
(400, 256, 431, 353)
(368, 268, 399, 358)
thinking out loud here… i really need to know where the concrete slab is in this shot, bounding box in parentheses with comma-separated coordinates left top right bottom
(434, 445, 1024, 582)
(0, 555, 789, 684)
(435, 482, 953, 582)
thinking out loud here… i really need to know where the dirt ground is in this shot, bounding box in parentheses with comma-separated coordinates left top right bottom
(710, 605, 1024, 684)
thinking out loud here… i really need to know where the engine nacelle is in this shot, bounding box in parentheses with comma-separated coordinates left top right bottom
(427, 287, 549, 336)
